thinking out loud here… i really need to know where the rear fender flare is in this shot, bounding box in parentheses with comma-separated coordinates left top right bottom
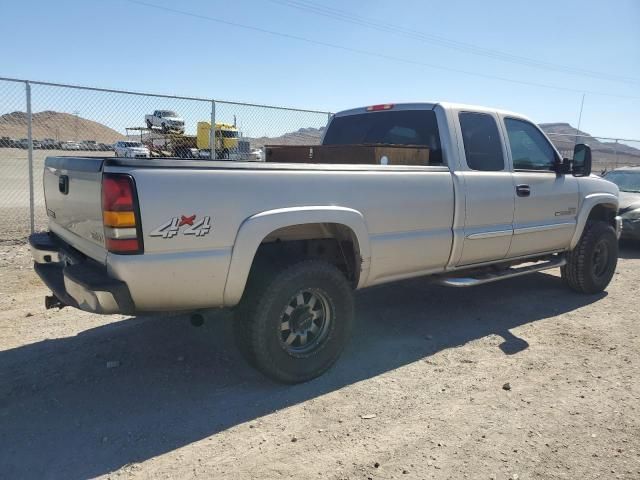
(223, 206, 371, 306)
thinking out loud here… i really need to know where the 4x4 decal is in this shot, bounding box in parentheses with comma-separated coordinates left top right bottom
(150, 215, 211, 238)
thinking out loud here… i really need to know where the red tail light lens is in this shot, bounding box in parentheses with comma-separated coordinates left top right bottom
(102, 173, 143, 254)
(106, 238, 141, 253)
(103, 175, 134, 211)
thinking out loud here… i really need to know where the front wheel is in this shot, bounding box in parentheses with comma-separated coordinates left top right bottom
(234, 260, 354, 383)
(561, 220, 618, 293)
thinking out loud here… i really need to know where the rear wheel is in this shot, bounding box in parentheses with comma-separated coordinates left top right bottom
(561, 220, 618, 293)
(234, 260, 354, 383)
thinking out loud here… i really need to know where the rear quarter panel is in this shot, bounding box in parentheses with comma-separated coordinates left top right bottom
(107, 164, 455, 309)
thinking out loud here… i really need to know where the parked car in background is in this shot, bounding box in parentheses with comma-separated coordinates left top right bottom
(60, 141, 81, 151)
(114, 141, 150, 158)
(80, 140, 99, 151)
(603, 167, 640, 240)
(98, 143, 113, 151)
(251, 148, 264, 161)
(41, 139, 60, 150)
(0, 137, 16, 148)
(17, 138, 29, 149)
(145, 110, 185, 134)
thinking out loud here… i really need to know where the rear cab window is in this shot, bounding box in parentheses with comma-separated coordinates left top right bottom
(323, 109, 443, 165)
(458, 112, 505, 171)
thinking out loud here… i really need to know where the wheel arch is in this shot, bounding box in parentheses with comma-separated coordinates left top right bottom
(570, 193, 619, 249)
(223, 206, 371, 306)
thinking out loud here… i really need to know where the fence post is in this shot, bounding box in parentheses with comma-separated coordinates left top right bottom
(614, 139, 619, 169)
(26, 81, 35, 234)
(210, 100, 216, 159)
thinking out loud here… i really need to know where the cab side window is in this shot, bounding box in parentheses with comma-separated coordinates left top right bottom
(505, 118, 558, 171)
(459, 112, 504, 171)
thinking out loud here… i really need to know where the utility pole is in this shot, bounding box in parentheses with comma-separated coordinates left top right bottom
(73, 110, 80, 141)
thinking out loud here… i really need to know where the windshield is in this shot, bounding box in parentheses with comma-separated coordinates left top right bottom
(323, 109, 443, 164)
(216, 129, 239, 138)
(604, 171, 640, 193)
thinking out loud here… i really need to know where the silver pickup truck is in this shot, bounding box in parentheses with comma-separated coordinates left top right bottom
(30, 102, 621, 383)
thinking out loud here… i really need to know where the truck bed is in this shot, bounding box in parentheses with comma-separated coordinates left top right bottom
(43, 155, 455, 310)
(104, 157, 448, 172)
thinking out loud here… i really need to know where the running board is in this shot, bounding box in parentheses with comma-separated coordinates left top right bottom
(437, 257, 566, 288)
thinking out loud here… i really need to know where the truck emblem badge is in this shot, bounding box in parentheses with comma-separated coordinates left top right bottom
(150, 215, 211, 238)
(179, 214, 196, 226)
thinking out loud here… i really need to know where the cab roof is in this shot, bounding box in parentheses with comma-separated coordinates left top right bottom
(334, 102, 526, 120)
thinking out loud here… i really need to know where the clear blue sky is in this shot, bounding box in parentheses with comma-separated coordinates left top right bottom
(1, 0, 639, 139)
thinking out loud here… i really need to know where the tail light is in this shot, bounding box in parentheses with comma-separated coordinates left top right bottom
(102, 173, 144, 254)
(366, 104, 394, 111)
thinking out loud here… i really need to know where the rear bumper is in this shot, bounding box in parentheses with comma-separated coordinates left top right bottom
(29, 232, 135, 314)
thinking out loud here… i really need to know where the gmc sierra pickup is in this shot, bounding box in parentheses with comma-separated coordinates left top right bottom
(30, 102, 621, 383)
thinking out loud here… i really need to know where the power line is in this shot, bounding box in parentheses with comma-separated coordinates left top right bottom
(125, 0, 640, 100)
(268, 0, 640, 86)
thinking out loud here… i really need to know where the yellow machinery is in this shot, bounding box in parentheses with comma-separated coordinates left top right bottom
(197, 122, 240, 158)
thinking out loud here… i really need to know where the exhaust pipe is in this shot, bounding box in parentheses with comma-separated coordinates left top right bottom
(45, 295, 66, 310)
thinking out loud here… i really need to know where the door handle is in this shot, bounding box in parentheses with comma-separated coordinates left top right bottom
(516, 184, 530, 197)
(58, 175, 69, 195)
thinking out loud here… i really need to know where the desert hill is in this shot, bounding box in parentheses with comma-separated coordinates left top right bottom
(0, 111, 124, 143)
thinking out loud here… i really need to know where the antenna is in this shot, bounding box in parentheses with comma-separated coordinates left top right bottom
(574, 93, 585, 145)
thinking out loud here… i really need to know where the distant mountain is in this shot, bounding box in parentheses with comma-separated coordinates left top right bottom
(252, 123, 640, 168)
(2, 110, 637, 168)
(249, 127, 326, 148)
(539, 123, 640, 157)
(0, 111, 124, 143)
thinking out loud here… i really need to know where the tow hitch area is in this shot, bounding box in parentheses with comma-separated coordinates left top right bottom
(45, 294, 66, 310)
(190, 312, 205, 327)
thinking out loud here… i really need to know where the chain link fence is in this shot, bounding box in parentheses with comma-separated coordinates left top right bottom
(547, 132, 640, 175)
(2, 77, 640, 243)
(0, 77, 330, 242)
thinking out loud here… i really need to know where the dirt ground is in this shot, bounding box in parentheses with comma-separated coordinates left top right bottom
(0, 242, 639, 480)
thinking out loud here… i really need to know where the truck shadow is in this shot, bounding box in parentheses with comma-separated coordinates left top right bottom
(0, 272, 605, 479)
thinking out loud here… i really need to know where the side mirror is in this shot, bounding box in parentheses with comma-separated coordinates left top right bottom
(552, 157, 571, 175)
(572, 143, 592, 177)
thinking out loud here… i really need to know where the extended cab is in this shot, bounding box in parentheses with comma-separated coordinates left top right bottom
(30, 102, 621, 383)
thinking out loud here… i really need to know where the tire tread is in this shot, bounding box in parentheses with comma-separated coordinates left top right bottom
(234, 260, 353, 383)
(561, 220, 617, 294)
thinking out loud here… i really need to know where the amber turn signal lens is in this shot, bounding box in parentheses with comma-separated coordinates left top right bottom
(103, 211, 136, 227)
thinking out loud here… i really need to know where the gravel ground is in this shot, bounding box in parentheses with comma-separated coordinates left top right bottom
(0, 242, 639, 480)
(0, 149, 111, 240)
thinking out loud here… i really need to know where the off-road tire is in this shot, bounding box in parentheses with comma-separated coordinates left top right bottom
(233, 260, 354, 383)
(561, 220, 618, 293)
